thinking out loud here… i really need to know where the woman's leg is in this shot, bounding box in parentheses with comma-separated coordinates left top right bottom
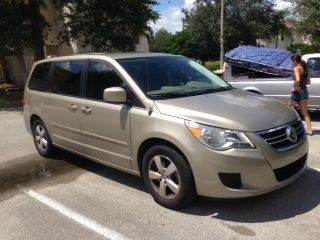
(299, 100, 312, 135)
(288, 91, 300, 108)
(288, 99, 297, 108)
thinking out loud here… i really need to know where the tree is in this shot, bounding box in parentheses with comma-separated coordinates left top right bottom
(288, 0, 320, 46)
(182, 0, 288, 62)
(166, 30, 195, 58)
(150, 29, 197, 59)
(0, 0, 49, 60)
(0, 0, 159, 56)
(56, 0, 159, 52)
(0, 0, 159, 82)
(0, 0, 49, 83)
(223, 0, 288, 49)
(287, 43, 319, 55)
(183, 0, 220, 61)
(150, 29, 172, 52)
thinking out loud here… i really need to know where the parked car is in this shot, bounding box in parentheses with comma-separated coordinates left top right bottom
(23, 53, 308, 208)
(223, 47, 320, 110)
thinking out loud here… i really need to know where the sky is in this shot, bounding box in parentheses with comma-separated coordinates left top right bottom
(150, 0, 292, 34)
(150, 0, 195, 33)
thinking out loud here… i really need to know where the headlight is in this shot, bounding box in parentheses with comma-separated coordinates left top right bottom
(185, 120, 255, 151)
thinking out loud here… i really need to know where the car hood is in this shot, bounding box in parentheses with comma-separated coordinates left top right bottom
(154, 89, 298, 132)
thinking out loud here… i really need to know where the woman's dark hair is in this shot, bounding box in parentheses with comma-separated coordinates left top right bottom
(291, 54, 302, 62)
(291, 54, 308, 77)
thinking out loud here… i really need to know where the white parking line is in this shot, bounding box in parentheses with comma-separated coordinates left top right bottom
(17, 185, 130, 240)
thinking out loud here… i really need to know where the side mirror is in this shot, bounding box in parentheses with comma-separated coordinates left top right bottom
(103, 87, 127, 103)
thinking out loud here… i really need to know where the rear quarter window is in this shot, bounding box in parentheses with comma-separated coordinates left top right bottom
(28, 62, 51, 91)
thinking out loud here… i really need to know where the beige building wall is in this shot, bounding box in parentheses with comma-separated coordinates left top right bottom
(258, 24, 306, 50)
(135, 35, 149, 53)
(261, 34, 305, 50)
(41, 0, 75, 57)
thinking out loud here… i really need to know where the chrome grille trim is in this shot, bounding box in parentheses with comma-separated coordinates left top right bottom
(265, 132, 287, 142)
(257, 120, 306, 152)
(269, 137, 289, 145)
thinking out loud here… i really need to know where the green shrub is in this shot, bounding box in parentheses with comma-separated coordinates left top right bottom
(287, 43, 319, 55)
(0, 90, 22, 108)
(204, 61, 221, 71)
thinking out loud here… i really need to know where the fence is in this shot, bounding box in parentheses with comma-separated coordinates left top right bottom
(4, 55, 34, 83)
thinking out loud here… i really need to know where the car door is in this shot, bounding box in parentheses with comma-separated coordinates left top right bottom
(79, 60, 132, 169)
(224, 64, 293, 103)
(42, 60, 85, 153)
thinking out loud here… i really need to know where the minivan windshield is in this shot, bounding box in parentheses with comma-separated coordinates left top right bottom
(117, 56, 232, 100)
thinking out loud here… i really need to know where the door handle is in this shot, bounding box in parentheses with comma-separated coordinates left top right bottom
(68, 104, 78, 111)
(81, 106, 92, 114)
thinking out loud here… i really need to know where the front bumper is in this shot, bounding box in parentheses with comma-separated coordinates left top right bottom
(187, 135, 308, 198)
(23, 105, 32, 134)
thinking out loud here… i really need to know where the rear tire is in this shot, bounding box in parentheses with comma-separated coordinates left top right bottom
(142, 145, 196, 209)
(32, 119, 56, 158)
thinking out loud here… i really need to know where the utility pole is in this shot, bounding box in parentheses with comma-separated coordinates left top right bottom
(220, 0, 224, 68)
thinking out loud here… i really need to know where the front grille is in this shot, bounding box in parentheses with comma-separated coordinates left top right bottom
(273, 154, 307, 182)
(258, 120, 306, 151)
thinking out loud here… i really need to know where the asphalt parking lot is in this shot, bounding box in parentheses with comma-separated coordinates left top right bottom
(0, 109, 319, 240)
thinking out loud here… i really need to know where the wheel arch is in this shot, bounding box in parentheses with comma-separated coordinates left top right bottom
(244, 87, 263, 95)
(30, 114, 43, 130)
(137, 138, 195, 181)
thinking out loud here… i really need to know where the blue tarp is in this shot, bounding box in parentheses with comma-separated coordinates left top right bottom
(225, 46, 294, 77)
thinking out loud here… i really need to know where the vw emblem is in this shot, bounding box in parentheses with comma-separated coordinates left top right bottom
(286, 126, 297, 143)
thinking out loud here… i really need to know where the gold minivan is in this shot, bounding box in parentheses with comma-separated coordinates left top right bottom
(23, 53, 308, 208)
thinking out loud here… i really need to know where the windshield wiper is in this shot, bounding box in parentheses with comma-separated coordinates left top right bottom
(150, 87, 232, 99)
(150, 92, 192, 99)
(189, 87, 232, 96)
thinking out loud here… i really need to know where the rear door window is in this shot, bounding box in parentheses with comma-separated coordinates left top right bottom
(307, 58, 320, 78)
(28, 62, 51, 91)
(50, 61, 84, 96)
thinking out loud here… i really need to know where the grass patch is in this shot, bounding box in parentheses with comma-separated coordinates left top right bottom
(204, 61, 221, 71)
(0, 91, 23, 108)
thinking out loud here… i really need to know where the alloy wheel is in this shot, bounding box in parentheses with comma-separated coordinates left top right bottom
(148, 155, 181, 199)
(35, 124, 48, 153)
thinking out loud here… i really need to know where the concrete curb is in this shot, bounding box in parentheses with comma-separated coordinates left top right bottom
(0, 107, 23, 113)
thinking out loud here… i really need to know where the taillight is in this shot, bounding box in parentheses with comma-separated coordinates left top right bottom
(21, 96, 28, 105)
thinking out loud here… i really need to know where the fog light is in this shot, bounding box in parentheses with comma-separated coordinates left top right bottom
(218, 173, 242, 189)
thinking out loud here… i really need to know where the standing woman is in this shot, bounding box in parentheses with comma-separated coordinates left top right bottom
(288, 54, 313, 135)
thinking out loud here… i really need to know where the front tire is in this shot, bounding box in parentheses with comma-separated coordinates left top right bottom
(142, 145, 196, 209)
(32, 119, 56, 158)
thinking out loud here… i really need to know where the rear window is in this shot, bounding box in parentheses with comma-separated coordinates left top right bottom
(307, 58, 320, 78)
(50, 61, 84, 96)
(28, 62, 51, 91)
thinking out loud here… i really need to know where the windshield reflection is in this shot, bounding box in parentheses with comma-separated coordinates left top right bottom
(118, 56, 232, 99)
